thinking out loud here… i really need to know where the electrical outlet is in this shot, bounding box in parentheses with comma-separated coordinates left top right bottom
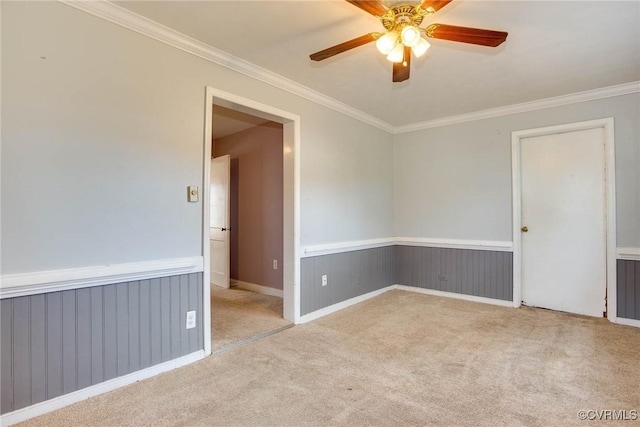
(186, 310, 196, 329)
(322, 274, 328, 287)
(273, 259, 278, 270)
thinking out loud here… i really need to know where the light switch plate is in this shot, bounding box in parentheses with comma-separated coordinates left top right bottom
(187, 186, 198, 202)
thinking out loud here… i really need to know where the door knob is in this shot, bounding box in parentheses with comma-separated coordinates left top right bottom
(521, 226, 528, 232)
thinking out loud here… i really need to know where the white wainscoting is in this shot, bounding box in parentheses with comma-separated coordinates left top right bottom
(394, 237, 514, 252)
(302, 238, 395, 257)
(302, 237, 513, 257)
(617, 247, 640, 261)
(0, 257, 204, 299)
(303, 238, 638, 259)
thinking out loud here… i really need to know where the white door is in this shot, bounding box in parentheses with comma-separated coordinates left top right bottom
(520, 127, 606, 317)
(210, 155, 230, 288)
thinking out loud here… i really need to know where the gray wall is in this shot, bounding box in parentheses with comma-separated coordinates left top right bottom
(395, 246, 513, 301)
(300, 247, 394, 315)
(0, 273, 203, 414)
(1, 1, 394, 274)
(300, 245, 512, 315)
(394, 93, 640, 247)
(617, 260, 640, 321)
(301, 245, 637, 321)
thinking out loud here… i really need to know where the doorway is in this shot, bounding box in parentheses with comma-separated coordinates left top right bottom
(202, 87, 300, 355)
(511, 118, 617, 319)
(210, 106, 289, 351)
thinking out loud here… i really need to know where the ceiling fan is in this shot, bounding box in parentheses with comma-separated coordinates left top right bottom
(310, 0, 508, 82)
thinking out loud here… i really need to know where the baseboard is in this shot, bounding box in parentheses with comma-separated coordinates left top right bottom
(614, 317, 640, 328)
(231, 280, 283, 298)
(393, 285, 515, 308)
(296, 286, 394, 324)
(0, 350, 206, 426)
(1, 256, 204, 299)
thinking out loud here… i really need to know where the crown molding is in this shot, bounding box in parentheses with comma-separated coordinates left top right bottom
(394, 81, 640, 133)
(58, 1, 638, 136)
(59, 0, 395, 133)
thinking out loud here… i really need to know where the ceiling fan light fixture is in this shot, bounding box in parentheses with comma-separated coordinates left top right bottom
(376, 31, 398, 55)
(400, 25, 421, 47)
(411, 37, 431, 57)
(308, 1, 509, 83)
(386, 43, 405, 63)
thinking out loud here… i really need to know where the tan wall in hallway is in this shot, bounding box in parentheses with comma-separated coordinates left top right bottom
(214, 123, 284, 290)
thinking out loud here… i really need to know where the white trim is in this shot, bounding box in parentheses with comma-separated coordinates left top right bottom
(614, 317, 640, 328)
(59, 0, 393, 134)
(511, 118, 617, 322)
(0, 257, 204, 299)
(396, 82, 640, 133)
(302, 238, 396, 257)
(302, 237, 512, 257)
(59, 2, 639, 136)
(0, 350, 205, 427)
(290, 116, 302, 324)
(394, 285, 515, 308)
(203, 88, 301, 347)
(202, 87, 214, 356)
(231, 280, 283, 298)
(512, 134, 524, 310)
(617, 247, 640, 261)
(296, 286, 394, 324)
(296, 284, 515, 324)
(394, 237, 513, 252)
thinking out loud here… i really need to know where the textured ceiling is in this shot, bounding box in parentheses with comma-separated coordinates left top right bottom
(115, 0, 640, 127)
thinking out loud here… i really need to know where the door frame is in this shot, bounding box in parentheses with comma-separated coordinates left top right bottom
(511, 118, 616, 321)
(202, 86, 301, 355)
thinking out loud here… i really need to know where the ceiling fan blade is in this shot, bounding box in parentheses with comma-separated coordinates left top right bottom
(425, 24, 508, 47)
(392, 46, 411, 82)
(345, 0, 388, 17)
(310, 33, 379, 61)
(420, 0, 453, 13)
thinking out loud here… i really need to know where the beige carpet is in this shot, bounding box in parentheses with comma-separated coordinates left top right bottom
(19, 290, 640, 427)
(211, 285, 291, 351)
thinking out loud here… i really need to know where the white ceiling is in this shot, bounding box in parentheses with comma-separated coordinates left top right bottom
(212, 105, 270, 139)
(115, 0, 640, 127)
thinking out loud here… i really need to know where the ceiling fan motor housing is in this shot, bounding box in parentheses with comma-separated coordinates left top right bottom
(380, 5, 431, 32)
